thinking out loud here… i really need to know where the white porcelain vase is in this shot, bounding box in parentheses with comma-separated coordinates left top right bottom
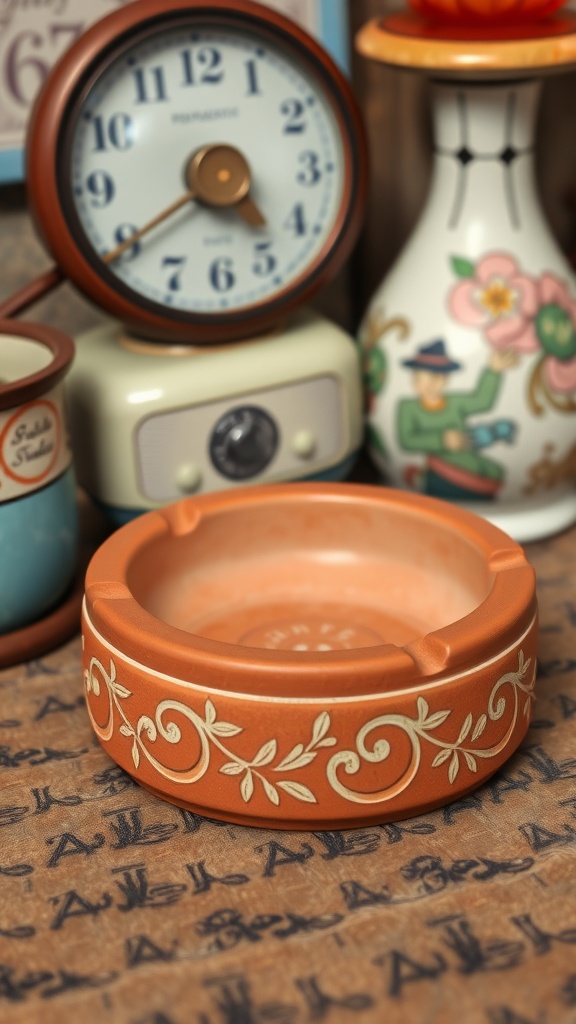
(361, 79, 576, 541)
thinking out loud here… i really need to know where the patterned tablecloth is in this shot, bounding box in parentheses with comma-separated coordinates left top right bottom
(1, 518, 576, 1024)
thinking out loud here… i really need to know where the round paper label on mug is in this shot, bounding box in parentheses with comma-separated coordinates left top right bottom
(0, 385, 72, 501)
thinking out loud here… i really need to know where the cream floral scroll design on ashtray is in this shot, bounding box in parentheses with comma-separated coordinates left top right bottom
(326, 650, 535, 804)
(84, 649, 534, 808)
(84, 657, 337, 806)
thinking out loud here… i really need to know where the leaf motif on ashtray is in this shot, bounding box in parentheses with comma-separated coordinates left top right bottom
(276, 742, 304, 769)
(251, 739, 277, 767)
(471, 714, 487, 740)
(431, 748, 452, 768)
(417, 696, 429, 723)
(131, 739, 140, 770)
(423, 710, 451, 730)
(262, 778, 280, 806)
(220, 762, 244, 776)
(448, 751, 460, 784)
(457, 712, 473, 744)
(241, 772, 254, 803)
(210, 722, 243, 737)
(112, 683, 132, 700)
(312, 711, 331, 745)
(277, 780, 317, 803)
(275, 750, 316, 772)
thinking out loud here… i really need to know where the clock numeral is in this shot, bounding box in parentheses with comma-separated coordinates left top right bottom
(252, 241, 276, 277)
(162, 256, 187, 291)
(245, 59, 260, 96)
(86, 170, 115, 207)
(280, 99, 306, 133)
(133, 65, 168, 103)
(283, 203, 307, 236)
(210, 256, 235, 293)
(92, 113, 134, 152)
(181, 47, 223, 86)
(113, 224, 141, 260)
(297, 151, 322, 187)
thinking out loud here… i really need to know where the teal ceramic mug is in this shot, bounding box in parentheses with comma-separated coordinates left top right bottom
(0, 321, 78, 633)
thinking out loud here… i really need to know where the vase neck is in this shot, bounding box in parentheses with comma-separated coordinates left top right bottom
(428, 80, 542, 234)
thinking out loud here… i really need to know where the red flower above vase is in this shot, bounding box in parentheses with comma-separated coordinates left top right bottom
(407, 0, 567, 24)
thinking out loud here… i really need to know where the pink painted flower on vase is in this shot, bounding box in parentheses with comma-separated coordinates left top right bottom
(449, 252, 576, 414)
(449, 252, 539, 353)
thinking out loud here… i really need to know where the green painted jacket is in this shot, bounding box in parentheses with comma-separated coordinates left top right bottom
(397, 368, 504, 481)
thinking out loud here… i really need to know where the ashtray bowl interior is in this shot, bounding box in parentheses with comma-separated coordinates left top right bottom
(126, 492, 494, 653)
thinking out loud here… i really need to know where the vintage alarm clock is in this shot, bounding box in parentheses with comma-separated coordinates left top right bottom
(21, 0, 368, 519)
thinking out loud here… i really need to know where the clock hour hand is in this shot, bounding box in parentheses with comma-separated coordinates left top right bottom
(103, 143, 265, 266)
(235, 193, 266, 227)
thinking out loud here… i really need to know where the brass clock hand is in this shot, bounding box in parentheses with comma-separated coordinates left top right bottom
(235, 193, 267, 228)
(103, 143, 266, 266)
(103, 191, 195, 264)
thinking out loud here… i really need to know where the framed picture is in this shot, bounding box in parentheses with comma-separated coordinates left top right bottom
(0, 0, 349, 183)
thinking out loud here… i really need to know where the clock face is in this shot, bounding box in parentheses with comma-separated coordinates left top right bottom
(28, 1, 366, 342)
(67, 23, 344, 315)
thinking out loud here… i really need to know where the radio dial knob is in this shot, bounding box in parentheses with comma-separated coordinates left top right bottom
(210, 406, 278, 480)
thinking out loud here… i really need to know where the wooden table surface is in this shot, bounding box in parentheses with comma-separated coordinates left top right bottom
(1, 500, 576, 1024)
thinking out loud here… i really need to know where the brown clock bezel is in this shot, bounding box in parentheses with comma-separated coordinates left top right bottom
(26, 0, 367, 344)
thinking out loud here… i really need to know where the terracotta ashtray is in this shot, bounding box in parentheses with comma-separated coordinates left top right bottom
(83, 483, 537, 829)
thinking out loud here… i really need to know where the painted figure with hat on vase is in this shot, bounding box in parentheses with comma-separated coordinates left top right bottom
(397, 340, 518, 501)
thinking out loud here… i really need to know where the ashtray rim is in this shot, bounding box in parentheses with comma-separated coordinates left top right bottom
(85, 483, 536, 699)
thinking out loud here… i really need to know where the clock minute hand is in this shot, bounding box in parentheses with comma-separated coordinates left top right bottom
(103, 190, 195, 264)
(104, 142, 266, 266)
